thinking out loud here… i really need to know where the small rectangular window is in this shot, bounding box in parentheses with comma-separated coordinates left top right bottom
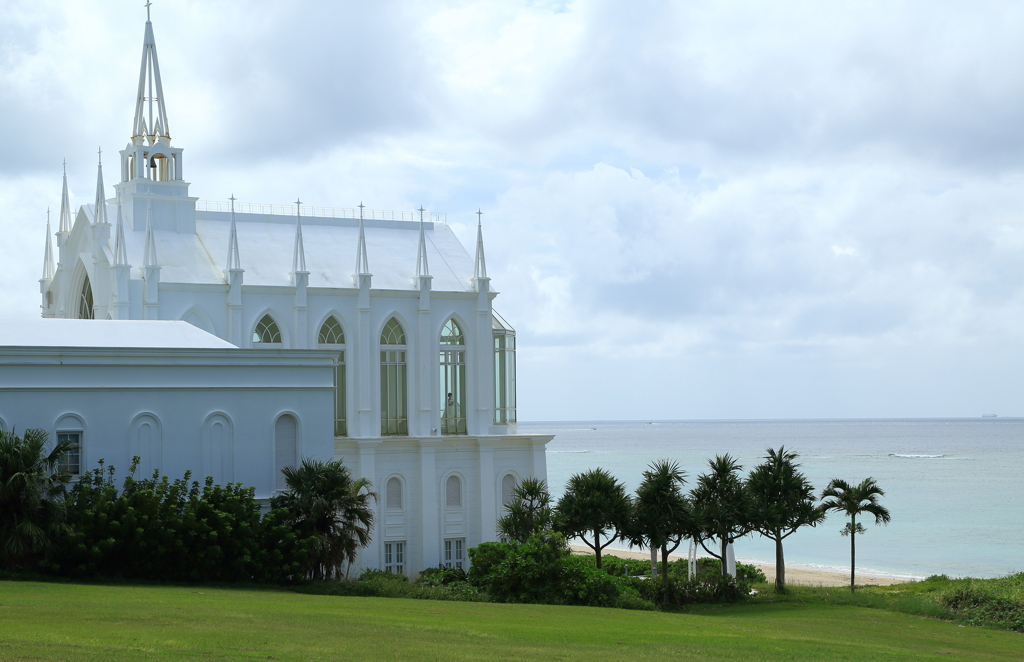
(56, 432, 81, 475)
(444, 538, 465, 569)
(385, 541, 405, 575)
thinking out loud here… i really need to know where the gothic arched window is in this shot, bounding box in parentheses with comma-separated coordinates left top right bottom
(78, 273, 94, 320)
(318, 317, 347, 437)
(380, 317, 408, 436)
(253, 315, 282, 344)
(446, 475, 462, 508)
(440, 318, 467, 435)
(502, 473, 518, 507)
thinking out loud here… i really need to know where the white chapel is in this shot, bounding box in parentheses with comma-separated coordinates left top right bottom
(1, 8, 551, 574)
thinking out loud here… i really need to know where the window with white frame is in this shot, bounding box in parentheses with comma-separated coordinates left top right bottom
(318, 317, 347, 437)
(379, 317, 408, 436)
(492, 311, 516, 424)
(384, 541, 405, 574)
(501, 473, 517, 507)
(386, 477, 403, 510)
(57, 431, 81, 475)
(445, 475, 462, 508)
(439, 318, 467, 435)
(444, 538, 465, 569)
(253, 314, 282, 344)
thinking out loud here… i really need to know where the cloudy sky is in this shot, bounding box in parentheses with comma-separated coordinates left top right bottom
(3, 1, 1024, 420)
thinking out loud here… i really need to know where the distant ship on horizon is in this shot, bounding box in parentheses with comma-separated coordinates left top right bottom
(982, 414, 998, 418)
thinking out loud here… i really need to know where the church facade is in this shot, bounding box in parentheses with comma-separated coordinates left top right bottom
(26, 10, 551, 573)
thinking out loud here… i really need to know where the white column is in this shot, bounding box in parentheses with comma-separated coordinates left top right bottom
(293, 272, 308, 349)
(473, 288, 493, 435)
(358, 440, 381, 570)
(477, 441, 496, 544)
(416, 277, 433, 437)
(419, 440, 439, 569)
(225, 269, 243, 345)
(355, 275, 376, 437)
(530, 438, 549, 483)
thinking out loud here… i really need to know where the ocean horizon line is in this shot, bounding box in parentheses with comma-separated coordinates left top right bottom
(520, 416, 1024, 425)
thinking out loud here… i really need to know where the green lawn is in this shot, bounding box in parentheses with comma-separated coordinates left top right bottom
(1, 581, 1021, 661)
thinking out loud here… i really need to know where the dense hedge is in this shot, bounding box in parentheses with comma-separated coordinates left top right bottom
(40, 460, 314, 583)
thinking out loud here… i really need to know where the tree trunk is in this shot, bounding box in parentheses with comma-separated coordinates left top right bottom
(650, 545, 658, 578)
(775, 535, 785, 592)
(720, 536, 729, 579)
(661, 545, 671, 589)
(594, 529, 602, 569)
(850, 514, 856, 593)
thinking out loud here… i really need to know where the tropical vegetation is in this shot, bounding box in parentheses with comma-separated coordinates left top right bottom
(821, 477, 892, 593)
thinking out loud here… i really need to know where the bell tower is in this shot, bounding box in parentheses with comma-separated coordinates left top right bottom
(114, 3, 197, 234)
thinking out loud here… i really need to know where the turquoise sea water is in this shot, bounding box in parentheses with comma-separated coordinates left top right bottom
(518, 419, 1024, 579)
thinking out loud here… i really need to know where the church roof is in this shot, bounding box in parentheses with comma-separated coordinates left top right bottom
(0, 319, 236, 349)
(82, 206, 478, 291)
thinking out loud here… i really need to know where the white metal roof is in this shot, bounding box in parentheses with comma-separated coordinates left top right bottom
(0, 319, 236, 349)
(84, 205, 477, 291)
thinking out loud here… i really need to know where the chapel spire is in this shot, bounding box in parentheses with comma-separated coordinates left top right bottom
(58, 161, 72, 235)
(93, 148, 109, 226)
(42, 210, 55, 281)
(415, 205, 430, 278)
(473, 209, 488, 280)
(226, 195, 242, 271)
(143, 200, 158, 267)
(133, 2, 171, 143)
(113, 200, 129, 267)
(355, 202, 370, 276)
(292, 198, 308, 275)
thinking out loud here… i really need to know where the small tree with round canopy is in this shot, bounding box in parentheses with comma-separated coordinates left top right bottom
(554, 468, 630, 569)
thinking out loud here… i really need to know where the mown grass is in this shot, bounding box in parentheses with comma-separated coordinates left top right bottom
(1, 579, 1022, 661)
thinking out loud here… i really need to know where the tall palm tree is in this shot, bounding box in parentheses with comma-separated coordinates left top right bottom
(627, 459, 693, 588)
(747, 447, 826, 592)
(690, 454, 751, 579)
(0, 428, 76, 569)
(497, 477, 552, 543)
(554, 468, 630, 569)
(272, 458, 377, 580)
(821, 477, 891, 593)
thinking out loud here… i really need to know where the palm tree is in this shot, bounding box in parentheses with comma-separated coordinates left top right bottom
(821, 477, 891, 593)
(0, 428, 76, 569)
(554, 468, 630, 569)
(746, 447, 826, 592)
(627, 459, 693, 588)
(272, 458, 377, 580)
(497, 477, 552, 543)
(690, 454, 752, 579)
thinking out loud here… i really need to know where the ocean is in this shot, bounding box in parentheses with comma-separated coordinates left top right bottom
(518, 418, 1024, 580)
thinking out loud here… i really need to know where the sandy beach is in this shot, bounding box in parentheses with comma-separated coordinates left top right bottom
(570, 544, 914, 587)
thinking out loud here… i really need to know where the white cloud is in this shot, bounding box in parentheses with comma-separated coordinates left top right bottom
(3, 0, 1024, 419)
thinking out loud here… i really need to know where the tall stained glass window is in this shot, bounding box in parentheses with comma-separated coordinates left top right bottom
(439, 319, 467, 435)
(318, 317, 347, 436)
(492, 311, 516, 424)
(380, 317, 408, 436)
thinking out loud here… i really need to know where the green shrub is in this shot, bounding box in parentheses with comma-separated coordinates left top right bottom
(941, 584, 1024, 632)
(416, 565, 468, 587)
(599, 555, 650, 577)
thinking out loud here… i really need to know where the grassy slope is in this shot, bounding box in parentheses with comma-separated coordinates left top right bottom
(2, 581, 1022, 661)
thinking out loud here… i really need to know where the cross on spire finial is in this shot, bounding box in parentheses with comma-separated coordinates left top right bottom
(295, 197, 302, 208)
(358, 201, 365, 220)
(228, 193, 236, 203)
(145, 1, 152, 21)
(418, 205, 426, 222)
(97, 146, 102, 163)
(476, 208, 483, 225)
(62, 158, 66, 173)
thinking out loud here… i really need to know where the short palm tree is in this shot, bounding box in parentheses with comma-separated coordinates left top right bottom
(497, 477, 552, 543)
(627, 459, 693, 588)
(554, 468, 630, 569)
(821, 477, 891, 593)
(690, 454, 751, 579)
(272, 458, 377, 580)
(0, 428, 76, 569)
(746, 447, 825, 592)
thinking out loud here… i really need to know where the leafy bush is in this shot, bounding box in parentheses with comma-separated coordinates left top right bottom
(415, 565, 468, 587)
(599, 555, 650, 577)
(45, 459, 314, 583)
(941, 583, 1024, 632)
(467, 532, 637, 608)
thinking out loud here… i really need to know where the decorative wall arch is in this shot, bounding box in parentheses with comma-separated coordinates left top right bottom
(202, 412, 234, 483)
(273, 412, 300, 492)
(55, 413, 86, 475)
(249, 309, 288, 347)
(376, 311, 412, 345)
(314, 310, 350, 346)
(67, 260, 95, 320)
(181, 306, 216, 335)
(499, 470, 522, 510)
(130, 413, 163, 477)
(437, 313, 470, 344)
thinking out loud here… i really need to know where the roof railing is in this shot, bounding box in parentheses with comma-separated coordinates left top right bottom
(196, 200, 447, 224)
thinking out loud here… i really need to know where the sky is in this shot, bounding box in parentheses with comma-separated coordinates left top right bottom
(2, 0, 1024, 421)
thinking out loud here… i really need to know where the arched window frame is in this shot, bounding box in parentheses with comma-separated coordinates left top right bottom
(379, 316, 408, 436)
(54, 413, 86, 477)
(274, 412, 300, 493)
(130, 413, 163, 478)
(439, 317, 467, 435)
(385, 475, 405, 511)
(444, 473, 463, 509)
(501, 472, 520, 509)
(202, 411, 234, 483)
(252, 312, 284, 347)
(317, 314, 347, 437)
